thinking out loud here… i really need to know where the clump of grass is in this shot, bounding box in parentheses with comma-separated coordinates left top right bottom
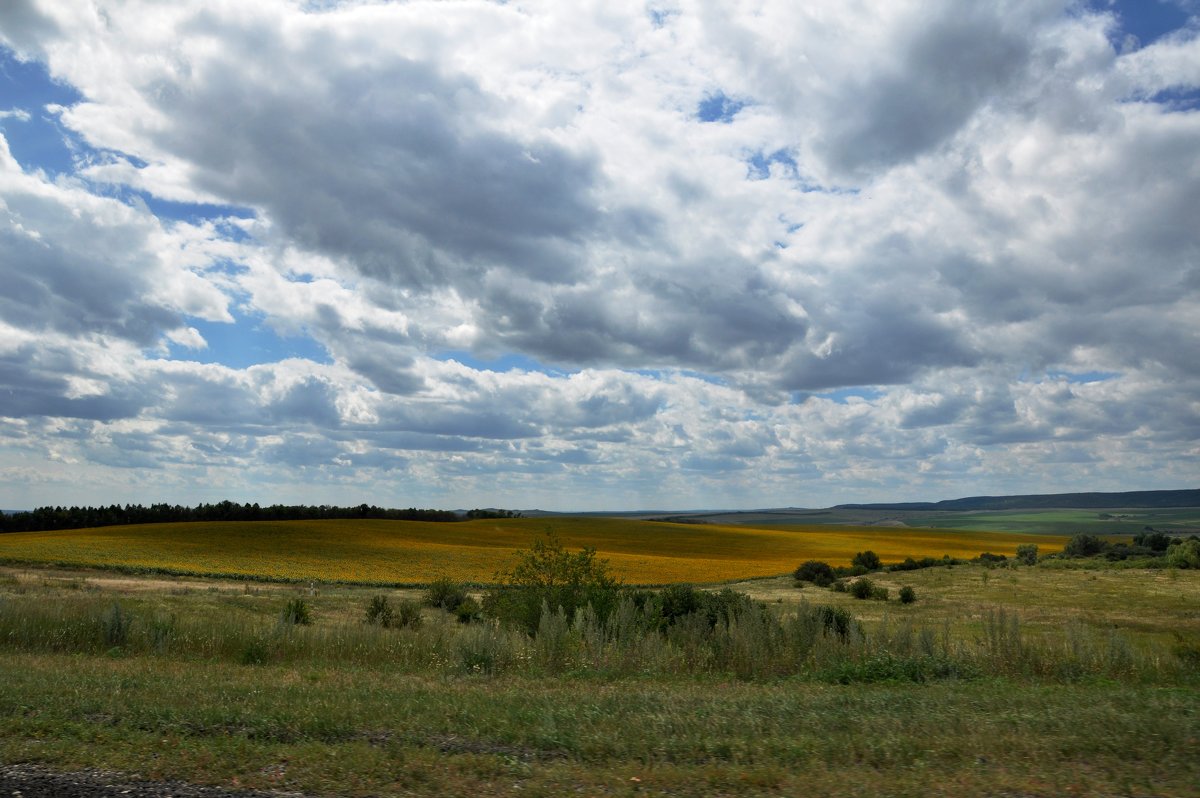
(424, 578, 470, 612)
(395, 598, 423, 629)
(819, 651, 979, 684)
(240, 637, 272, 666)
(454, 596, 482, 624)
(280, 598, 312, 626)
(1170, 634, 1200, 669)
(817, 605, 855, 642)
(849, 578, 887, 600)
(100, 602, 131, 647)
(364, 595, 394, 627)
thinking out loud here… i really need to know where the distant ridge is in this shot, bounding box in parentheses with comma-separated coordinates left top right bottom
(835, 489, 1200, 512)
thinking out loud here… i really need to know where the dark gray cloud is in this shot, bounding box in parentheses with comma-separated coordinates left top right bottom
(0, 0, 59, 56)
(261, 434, 345, 468)
(819, 7, 1041, 176)
(0, 365, 144, 421)
(0, 175, 190, 346)
(266, 377, 341, 427)
(144, 15, 603, 289)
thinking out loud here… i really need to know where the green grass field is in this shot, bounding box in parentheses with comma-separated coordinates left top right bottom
(688, 506, 1200, 536)
(0, 517, 1065, 585)
(0, 562, 1197, 796)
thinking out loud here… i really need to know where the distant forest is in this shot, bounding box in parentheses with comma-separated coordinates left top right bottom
(0, 502, 520, 534)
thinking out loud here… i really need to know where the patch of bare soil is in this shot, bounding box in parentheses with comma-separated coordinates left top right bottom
(0, 763, 310, 798)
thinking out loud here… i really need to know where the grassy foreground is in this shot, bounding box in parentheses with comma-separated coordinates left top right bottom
(1, 655, 1195, 798)
(0, 516, 1064, 584)
(0, 563, 1198, 796)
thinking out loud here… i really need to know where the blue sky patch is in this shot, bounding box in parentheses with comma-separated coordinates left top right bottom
(121, 187, 255, 226)
(746, 148, 798, 180)
(793, 387, 884, 405)
(648, 8, 678, 29)
(1148, 86, 1200, 112)
(1047, 370, 1120, 384)
(697, 91, 746, 123)
(1094, 0, 1193, 48)
(0, 47, 84, 177)
(164, 312, 331, 368)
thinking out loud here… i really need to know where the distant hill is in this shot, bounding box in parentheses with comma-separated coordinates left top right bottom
(836, 489, 1200, 512)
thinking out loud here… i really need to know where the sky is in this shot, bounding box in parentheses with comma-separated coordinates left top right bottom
(0, 0, 1197, 512)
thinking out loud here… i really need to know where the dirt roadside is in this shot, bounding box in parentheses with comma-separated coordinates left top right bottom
(0, 764, 314, 798)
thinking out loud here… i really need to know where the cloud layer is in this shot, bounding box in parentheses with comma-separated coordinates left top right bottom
(0, 0, 1197, 509)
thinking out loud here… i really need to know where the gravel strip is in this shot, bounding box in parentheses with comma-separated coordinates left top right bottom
(0, 764, 313, 798)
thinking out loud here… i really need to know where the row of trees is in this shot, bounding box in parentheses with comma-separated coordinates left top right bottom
(0, 501, 514, 534)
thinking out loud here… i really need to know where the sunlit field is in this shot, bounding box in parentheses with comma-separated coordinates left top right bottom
(0, 517, 1065, 585)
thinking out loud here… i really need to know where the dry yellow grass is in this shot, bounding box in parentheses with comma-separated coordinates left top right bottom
(0, 517, 1065, 585)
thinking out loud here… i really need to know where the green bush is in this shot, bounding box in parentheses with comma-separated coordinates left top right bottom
(830, 579, 847, 593)
(365, 595, 394, 628)
(1063, 534, 1107, 557)
(870, 585, 890, 601)
(899, 586, 916, 604)
(852, 551, 882, 571)
(453, 596, 482, 624)
(100, 603, 131, 647)
(280, 598, 312, 626)
(395, 599, 423, 629)
(656, 584, 704, 624)
(849, 578, 875, 600)
(1015, 544, 1038, 566)
(1171, 634, 1200, 668)
(1166, 539, 1200, 569)
(483, 532, 619, 634)
(1134, 531, 1171, 552)
(240, 638, 271, 666)
(424, 578, 469, 612)
(793, 560, 835, 587)
(816, 605, 854, 641)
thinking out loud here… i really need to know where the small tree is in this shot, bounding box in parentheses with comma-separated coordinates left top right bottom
(1063, 533, 1106, 558)
(793, 560, 836, 587)
(365, 595, 395, 628)
(280, 598, 312, 626)
(454, 596, 483, 624)
(395, 599, 424, 629)
(1133, 532, 1171, 553)
(1015, 544, 1038, 566)
(1167, 539, 1200, 569)
(899, 586, 916, 604)
(849, 578, 875, 600)
(483, 532, 619, 634)
(424, 578, 469, 611)
(852, 551, 882, 572)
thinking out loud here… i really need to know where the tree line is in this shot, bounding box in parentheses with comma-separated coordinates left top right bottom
(0, 501, 519, 534)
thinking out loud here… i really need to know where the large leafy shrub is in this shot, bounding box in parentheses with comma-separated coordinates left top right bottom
(793, 560, 836, 587)
(483, 532, 619, 634)
(852, 551, 882, 571)
(424, 578, 469, 612)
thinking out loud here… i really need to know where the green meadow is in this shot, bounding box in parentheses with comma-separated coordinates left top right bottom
(0, 542, 1197, 797)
